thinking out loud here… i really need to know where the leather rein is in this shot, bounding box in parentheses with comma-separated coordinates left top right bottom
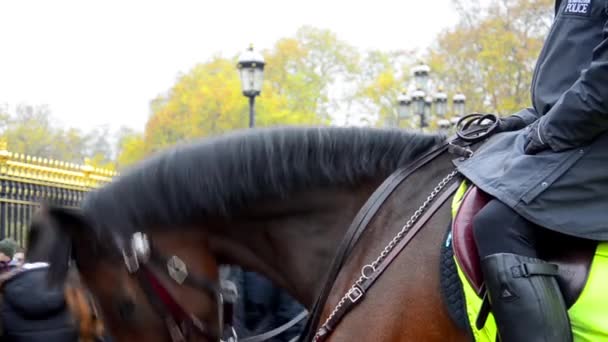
(302, 116, 494, 341)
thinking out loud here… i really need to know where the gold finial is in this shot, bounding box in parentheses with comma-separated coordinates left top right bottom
(0, 139, 9, 163)
(82, 158, 94, 174)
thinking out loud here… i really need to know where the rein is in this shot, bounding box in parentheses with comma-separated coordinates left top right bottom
(301, 139, 454, 341)
(303, 123, 487, 341)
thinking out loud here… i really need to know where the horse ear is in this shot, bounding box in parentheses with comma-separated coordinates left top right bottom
(34, 205, 95, 287)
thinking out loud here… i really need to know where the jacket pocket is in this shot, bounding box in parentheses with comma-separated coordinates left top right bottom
(520, 148, 587, 204)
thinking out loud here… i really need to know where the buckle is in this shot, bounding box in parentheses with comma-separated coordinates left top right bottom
(511, 264, 529, 278)
(347, 286, 364, 303)
(122, 250, 139, 273)
(131, 232, 150, 263)
(122, 232, 151, 274)
(448, 141, 474, 158)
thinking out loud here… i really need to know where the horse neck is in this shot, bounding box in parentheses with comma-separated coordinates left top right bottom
(206, 182, 382, 307)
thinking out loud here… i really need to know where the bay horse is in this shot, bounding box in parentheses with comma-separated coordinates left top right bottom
(10, 210, 107, 342)
(42, 127, 470, 341)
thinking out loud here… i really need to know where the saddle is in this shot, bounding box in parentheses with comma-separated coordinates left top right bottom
(452, 185, 597, 307)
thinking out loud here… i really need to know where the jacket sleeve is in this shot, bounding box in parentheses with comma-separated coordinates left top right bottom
(538, 20, 608, 152)
(513, 107, 540, 126)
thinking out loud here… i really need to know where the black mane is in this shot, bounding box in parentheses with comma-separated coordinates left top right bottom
(82, 126, 443, 232)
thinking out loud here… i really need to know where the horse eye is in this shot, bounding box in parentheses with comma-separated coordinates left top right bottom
(117, 299, 135, 321)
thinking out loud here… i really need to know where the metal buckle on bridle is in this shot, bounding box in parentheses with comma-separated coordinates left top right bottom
(122, 232, 151, 273)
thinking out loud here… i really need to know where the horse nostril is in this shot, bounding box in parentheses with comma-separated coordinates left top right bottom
(117, 300, 135, 320)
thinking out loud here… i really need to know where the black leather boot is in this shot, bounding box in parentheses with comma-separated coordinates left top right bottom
(481, 253, 572, 342)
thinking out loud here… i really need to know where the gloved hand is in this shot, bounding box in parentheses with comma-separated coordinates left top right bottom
(524, 120, 550, 155)
(496, 115, 526, 133)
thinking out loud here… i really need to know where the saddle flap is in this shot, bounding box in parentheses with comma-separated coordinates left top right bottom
(452, 186, 490, 295)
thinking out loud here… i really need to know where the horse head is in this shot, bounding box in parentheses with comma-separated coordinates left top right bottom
(41, 205, 226, 342)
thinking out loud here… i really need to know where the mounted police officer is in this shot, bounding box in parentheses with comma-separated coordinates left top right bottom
(455, 0, 608, 341)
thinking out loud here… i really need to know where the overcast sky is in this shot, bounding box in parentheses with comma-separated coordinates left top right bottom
(0, 0, 462, 132)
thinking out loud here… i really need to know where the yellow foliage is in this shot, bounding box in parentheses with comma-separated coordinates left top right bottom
(428, 0, 553, 115)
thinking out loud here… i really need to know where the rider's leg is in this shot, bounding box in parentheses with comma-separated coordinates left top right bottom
(473, 199, 572, 342)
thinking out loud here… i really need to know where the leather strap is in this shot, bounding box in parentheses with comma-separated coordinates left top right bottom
(512, 262, 559, 278)
(301, 140, 452, 341)
(316, 181, 460, 339)
(241, 310, 308, 342)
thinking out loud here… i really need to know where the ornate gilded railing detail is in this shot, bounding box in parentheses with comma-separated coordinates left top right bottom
(0, 140, 117, 247)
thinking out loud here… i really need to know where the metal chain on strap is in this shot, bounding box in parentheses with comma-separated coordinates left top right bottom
(313, 169, 459, 342)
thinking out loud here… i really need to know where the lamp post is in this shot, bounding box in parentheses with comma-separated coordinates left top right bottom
(237, 45, 265, 128)
(412, 63, 431, 92)
(452, 93, 467, 127)
(397, 90, 411, 127)
(411, 89, 426, 131)
(432, 88, 448, 131)
(424, 96, 432, 129)
(400, 62, 467, 132)
(411, 63, 431, 130)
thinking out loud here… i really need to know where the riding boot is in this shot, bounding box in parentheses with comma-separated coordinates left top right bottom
(480, 253, 572, 342)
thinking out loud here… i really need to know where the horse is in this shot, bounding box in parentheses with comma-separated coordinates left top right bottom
(42, 126, 471, 341)
(1, 210, 107, 342)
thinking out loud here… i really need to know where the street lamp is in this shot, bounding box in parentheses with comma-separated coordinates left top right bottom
(411, 89, 426, 131)
(237, 45, 265, 128)
(412, 63, 431, 92)
(433, 88, 448, 118)
(397, 90, 411, 127)
(424, 96, 432, 129)
(452, 93, 467, 126)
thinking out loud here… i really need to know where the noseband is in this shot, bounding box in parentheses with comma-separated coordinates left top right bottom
(119, 232, 307, 342)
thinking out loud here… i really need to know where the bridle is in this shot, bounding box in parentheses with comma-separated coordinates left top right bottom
(106, 115, 492, 342)
(120, 232, 236, 342)
(118, 232, 307, 342)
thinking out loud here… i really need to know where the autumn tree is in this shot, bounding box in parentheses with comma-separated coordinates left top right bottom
(427, 0, 553, 115)
(115, 127, 145, 169)
(144, 27, 360, 152)
(4, 104, 60, 158)
(0, 104, 117, 168)
(351, 50, 417, 127)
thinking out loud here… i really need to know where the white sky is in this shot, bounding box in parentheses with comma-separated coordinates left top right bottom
(0, 0, 461, 132)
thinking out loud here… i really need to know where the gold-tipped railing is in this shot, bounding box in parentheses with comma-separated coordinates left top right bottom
(0, 140, 117, 247)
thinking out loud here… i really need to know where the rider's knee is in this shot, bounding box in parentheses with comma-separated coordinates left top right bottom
(472, 200, 518, 250)
(473, 203, 502, 247)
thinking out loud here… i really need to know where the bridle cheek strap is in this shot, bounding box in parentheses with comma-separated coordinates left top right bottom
(142, 266, 190, 324)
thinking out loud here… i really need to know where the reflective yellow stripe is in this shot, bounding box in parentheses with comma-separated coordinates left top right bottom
(452, 181, 608, 341)
(567, 243, 608, 341)
(451, 180, 470, 218)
